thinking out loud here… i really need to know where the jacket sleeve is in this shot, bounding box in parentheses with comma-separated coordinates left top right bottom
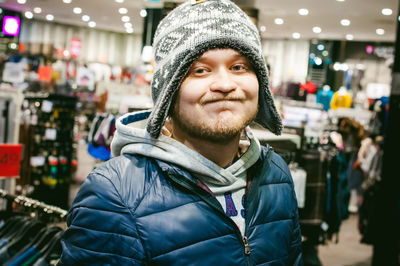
(59, 171, 146, 265)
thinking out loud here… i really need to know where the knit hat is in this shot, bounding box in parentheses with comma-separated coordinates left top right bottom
(147, 0, 282, 138)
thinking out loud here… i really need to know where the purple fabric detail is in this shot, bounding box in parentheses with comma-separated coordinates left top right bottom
(241, 194, 246, 218)
(224, 192, 238, 217)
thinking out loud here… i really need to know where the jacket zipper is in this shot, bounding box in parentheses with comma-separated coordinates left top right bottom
(166, 172, 251, 258)
(243, 236, 251, 255)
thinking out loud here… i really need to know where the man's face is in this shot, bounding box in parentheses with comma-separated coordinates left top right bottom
(170, 48, 259, 143)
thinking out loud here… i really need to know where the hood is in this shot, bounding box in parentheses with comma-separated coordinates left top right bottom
(111, 110, 263, 193)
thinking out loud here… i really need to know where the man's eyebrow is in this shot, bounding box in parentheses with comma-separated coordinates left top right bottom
(196, 52, 247, 63)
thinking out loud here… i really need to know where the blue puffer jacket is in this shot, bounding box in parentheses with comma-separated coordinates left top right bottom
(60, 147, 303, 265)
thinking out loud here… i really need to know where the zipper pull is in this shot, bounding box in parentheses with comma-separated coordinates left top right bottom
(243, 236, 251, 255)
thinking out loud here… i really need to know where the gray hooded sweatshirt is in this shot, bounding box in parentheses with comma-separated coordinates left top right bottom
(111, 110, 261, 235)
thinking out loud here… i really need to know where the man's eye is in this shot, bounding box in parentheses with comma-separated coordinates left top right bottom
(195, 68, 206, 74)
(191, 67, 208, 75)
(232, 64, 246, 71)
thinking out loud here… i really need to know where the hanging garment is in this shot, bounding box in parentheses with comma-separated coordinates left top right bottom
(290, 167, 307, 208)
(300, 81, 317, 94)
(330, 91, 352, 110)
(316, 89, 334, 111)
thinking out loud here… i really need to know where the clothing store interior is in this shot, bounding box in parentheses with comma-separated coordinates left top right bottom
(0, 0, 399, 265)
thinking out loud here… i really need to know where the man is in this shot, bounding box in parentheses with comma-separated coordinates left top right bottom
(60, 0, 303, 265)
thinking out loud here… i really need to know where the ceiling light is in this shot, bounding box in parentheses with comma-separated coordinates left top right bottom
(121, 16, 130, 22)
(260, 25, 266, 32)
(376, 28, 385, 35)
(126, 28, 134, 34)
(312, 26, 322, 33)
(82, 15, 90, 22)
(63, 0, 72, 3)
(317, 44, 325, 51)
(346, 34, 354, 40)
(336, 0, 345, 2)
(124, 22, 132, 28)
(88, 21, 96, 28)
(292, 32, 301, 39)
(119, 8, 128, 14)
(298, 9, 309, 16)
(340, 19, 350, 26)
(140, 9, 147, 18)
(73, 7, 82, 14)
(24, 11, 33, 19)
(382, 8, 393, 16)
(115, 0, 124, 3)
(46, 14, 54, 21)
(33, 7, 42, 14)
(17, 0, 26, 4)
(274, 18, 284, 25)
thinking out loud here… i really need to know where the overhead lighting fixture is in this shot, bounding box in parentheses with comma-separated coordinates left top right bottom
(292, 32, 301, 39)
(382, 8, 393, 16)
(312, 26, 322, 34)
(46, 14, 54, 21)
(73, 7, 82, 14)
(82, 15, 90, 22)
(119, 8, 128, 14)
(346, 34, 354, 40)
(298, 9, 309, 16)
(88, 21, 96, 28)
(336, 0, 345, 2)
(121, 16, 130, 22)
(140, 9, 147, 18)
(260, 25, 266, 32)
(115, 0, 124, 3)
(17, 0, 26, 4)
(33, 7, 42, 14)
(340, 19, 350, 26)
(24, 11, 33, 19)
(274, 18, 284, 25)
(376, 28, 385, 35)
(124, 22, 132, 28)
(63, 0, 72, 3)
(126, 28, 134, 34)
(317, 44, 325, 51)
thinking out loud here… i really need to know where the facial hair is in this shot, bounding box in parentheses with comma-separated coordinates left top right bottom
(171, 97, 258, 144)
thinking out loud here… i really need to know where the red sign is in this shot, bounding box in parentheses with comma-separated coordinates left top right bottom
(70, 38, 81, 58)
(0, 144, 22, 178)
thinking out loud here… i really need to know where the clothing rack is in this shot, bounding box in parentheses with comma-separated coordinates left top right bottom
(0, 189, 68, 219)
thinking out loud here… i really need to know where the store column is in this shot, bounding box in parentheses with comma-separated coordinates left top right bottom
(372, 3, 400, 265)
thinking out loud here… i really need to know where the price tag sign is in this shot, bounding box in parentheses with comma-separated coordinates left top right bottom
(0, 144, 22, 178)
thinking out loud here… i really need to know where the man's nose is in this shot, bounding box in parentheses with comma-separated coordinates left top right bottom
(209, 67, 237, 93)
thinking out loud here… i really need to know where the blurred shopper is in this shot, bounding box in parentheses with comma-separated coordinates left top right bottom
(59, 0, 303, 265)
